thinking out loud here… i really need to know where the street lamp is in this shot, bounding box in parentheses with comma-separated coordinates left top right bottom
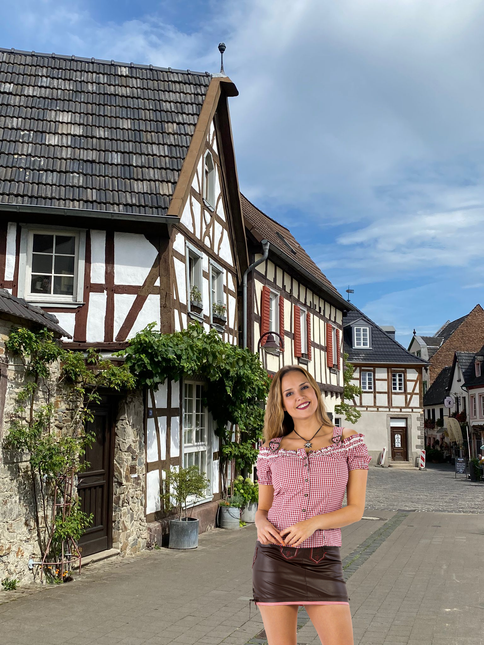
(257, 331, 283, 356)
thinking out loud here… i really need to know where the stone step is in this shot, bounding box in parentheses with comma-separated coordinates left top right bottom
(389, 461, 418, 470)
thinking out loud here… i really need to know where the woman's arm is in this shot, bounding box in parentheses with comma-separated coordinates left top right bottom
(255, 484, 285, 545)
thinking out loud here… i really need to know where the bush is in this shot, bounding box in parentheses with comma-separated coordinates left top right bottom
(231, 476, 258, 506)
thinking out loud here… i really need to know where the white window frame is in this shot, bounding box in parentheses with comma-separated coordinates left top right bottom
(354, 326, 370, 348)
(269, 290, 279, 334)
(300, 307, 307, 355)
(209, 260, 225, 322)
(361, 371, 373, 391)
(182, 381, 212, 502)
(480, 394, 484, 419)
(476, 361, 482, 378)
(203, 151, 216, 208)
(392, 372, 404, 392)
(18, 225, 86, 305)
(186, 243, 204, 312)
(471, 394, 477, 418)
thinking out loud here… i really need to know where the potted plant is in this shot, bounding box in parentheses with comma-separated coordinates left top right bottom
(162, 465, 210, 549)
(190, 286, 203, 314)
(232, 476, 259, 523)
(218, 493, 244, 529)
(469, 457, 481, 482)
(212, 302, 227, 325)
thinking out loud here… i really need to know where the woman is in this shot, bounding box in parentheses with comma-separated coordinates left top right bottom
(253, 365, 371, 645)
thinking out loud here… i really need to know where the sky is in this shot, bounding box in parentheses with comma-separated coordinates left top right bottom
(2, 0, 484, 348)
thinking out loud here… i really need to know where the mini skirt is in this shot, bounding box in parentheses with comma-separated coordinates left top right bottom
(252, 542, 349, 606)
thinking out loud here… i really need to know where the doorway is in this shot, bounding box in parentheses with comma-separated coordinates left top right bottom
(390, 418, 408, 461)
(78, 398, 116, 556)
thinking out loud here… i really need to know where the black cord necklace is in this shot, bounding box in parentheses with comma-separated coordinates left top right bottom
(292, 423, 323, 449)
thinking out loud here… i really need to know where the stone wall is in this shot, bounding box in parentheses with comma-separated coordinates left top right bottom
(430, 305, 484, 384)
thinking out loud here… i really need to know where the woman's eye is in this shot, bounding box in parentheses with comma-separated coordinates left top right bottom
(301, 385, 309, 391)
(285, 392, 293, 397)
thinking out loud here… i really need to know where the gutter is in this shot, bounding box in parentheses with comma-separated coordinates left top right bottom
(242, 240, 270, 349)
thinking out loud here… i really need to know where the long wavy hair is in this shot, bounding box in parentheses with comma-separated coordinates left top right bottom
(263, 365, 333, 442)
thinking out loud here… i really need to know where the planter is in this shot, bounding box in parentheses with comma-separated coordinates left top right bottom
(240, 502, 257, 523)
(212, 316, 226, 326)
(190, 302, 202, 315)
(218, 506, 240, 529)
(168, 517, 199, 549)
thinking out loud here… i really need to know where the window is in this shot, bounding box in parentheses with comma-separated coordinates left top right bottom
(476, 361, 482, 378)
(187, 245, 203, 312)
(392, 372, 404, 392)
(354, 326, 370, 348)
(334, 417, 342, 427)
(269, 291, 279, 333)
(471, 395, 477, 418)
(300, 308, 307, 354)
(361, 371, 373, 391)
(203, 151, 215, 207)
(183, 383, 209, 482)
(480, 395, 484, 418)
(332, 326, 338, 367)
(416, 350, 421, 357)
(423, 381, 428, 396)
(210, 262, 224, 321)
(22, 229, 85, 303)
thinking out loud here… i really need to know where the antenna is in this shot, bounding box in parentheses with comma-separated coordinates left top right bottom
(346, 286, 354, 302)
(218, 43, 226, 74)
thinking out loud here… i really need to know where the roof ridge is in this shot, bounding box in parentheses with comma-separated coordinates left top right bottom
(0, 47, 212, 77)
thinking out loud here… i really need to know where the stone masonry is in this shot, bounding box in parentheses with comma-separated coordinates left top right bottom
(429, 304, 484, 384)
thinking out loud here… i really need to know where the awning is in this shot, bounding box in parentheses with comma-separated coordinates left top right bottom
(447, 418, 463, 445)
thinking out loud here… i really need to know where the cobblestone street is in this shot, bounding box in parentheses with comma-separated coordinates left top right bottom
(365, 463, 484, 513)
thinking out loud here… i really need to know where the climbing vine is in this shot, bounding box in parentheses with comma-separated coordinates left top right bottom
(334, 353, 362, 424)
(3, 327, 135, 581)
(119, 322, 270, 492)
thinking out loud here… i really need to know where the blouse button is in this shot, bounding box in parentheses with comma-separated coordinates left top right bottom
(302, 509, 306, 512)
(305, 479, 308, 482)
(304, 493, 308, 497)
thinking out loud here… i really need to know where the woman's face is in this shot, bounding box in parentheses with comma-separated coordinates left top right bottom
(280, 371, 318, 421)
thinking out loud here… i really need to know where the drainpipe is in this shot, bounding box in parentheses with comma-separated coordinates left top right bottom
(242, 240, 270, 349)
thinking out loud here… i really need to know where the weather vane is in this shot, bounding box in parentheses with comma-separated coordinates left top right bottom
(218, 43, 226, 74)
(346, 286, 354, 302)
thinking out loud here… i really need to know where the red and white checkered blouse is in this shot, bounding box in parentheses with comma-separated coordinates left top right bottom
(256, 427, 371, 548)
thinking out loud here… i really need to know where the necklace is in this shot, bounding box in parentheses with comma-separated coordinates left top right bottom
(292, 423, 323, 449)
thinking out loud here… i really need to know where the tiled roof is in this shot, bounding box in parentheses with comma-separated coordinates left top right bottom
(420, 335, 443, 346)
(423, 366, 452, 406)
(343, 308, 428, 365)
(438, 314, 468, 341)
(241, 195, 349, 308)
(0, 289, 70, 337)
(0, 48, 212, 216)
(463, 344, 484, 388)
(454, 351, 475, 383)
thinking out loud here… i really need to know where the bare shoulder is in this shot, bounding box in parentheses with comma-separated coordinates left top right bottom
(342, 428, 358, 440)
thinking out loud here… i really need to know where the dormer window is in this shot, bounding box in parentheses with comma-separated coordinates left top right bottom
(203, 151, 215, 207)
(354, 326, 370, 348)
(476, 359, 482, 378)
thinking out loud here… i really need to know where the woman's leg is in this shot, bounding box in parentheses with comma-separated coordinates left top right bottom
(304, 604, 354, 645)
(258, 605, 299, 645)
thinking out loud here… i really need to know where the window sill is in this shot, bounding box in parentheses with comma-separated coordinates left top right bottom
(188, 311, 204, 322)
(202, 199, 215, 213)
(25, 300, 84, 308)
(297, 356, 309, 366)
(330, 367, 339, 374)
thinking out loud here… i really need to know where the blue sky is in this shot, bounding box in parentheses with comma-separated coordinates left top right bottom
(2, 0, 484, 348)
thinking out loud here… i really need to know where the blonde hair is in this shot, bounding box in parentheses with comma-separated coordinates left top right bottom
(263, 365, 333, 442)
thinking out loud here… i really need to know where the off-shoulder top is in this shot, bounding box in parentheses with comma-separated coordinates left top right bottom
(256, 426, 371, 548)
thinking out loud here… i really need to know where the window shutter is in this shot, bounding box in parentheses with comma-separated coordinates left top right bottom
(307, 312, 312, 360)
(336, 328, 341, 370)
(294, 305, 301, 357)
(279, 296, 285, 351)
(261, 286, 271, 345)
(327, 323, 334, 367)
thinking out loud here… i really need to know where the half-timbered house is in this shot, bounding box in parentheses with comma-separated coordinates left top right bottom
(343, 309, 427, 466)
(0, 48, 247, 563)
(241, 195, 351, 420)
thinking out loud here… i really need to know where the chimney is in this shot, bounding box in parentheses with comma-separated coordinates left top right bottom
(381, 325, 396, 340)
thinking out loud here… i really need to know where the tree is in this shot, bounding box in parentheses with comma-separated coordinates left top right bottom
(334, 353, 361, 424)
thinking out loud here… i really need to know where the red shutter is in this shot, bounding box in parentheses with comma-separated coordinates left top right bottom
(294, 305, 301, 357)
(327, 323, 333, 367)
(307, 312, 312, 360)
(279, 296, 285, 351)
(261, 286, 270, 345)
(336, 328, 341, 370)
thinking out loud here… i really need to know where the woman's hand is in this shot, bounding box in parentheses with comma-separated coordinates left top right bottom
(280, 518, 319, 547)
(256, 517, 285, 545)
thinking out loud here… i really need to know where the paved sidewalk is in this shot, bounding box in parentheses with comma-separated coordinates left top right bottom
(0, 510, 482, 645)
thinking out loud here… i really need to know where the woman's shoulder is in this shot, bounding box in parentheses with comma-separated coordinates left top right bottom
(341, 428, 359, 441)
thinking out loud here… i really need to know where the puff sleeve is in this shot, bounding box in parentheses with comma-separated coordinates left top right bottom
(346, 434, 372, 471)
(256, 449, 273, 485)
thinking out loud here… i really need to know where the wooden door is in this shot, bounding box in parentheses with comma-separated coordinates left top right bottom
(391, 422, 407, 461)
(78, 400, 115, 556)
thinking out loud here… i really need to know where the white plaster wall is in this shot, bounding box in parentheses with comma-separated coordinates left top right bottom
(146, 417, 159, 462)
(378, 380, 388, 393)
(193, 198, 201, 239)
(173, 232, 185, 255)
(361, 393, 373, 406)
(212, 460, 220, 494)
(228, 294, 236, 329)
(86, 292, 106, 342)
(90, 230, 106, 283)
(376, 393, 388, 407)
(376, 367, 387, 378)
(154, 380, 168, 408)
(171, 380, 180, 408)
(5, 222, 17, 281)
(114, 232, 157, 285)
(181, 313, 187, 329)
(174, 257, 186, 305)
(128, 294, 160, 338)
(54, 312, 76, 340)
(392, 394, 406, 407)
(146, 470, 161, 514)
(180, 199, 194, 232)
(114, 294, 136, 338)
(158, 416, 167, 461)
(171, 417, 180, 457)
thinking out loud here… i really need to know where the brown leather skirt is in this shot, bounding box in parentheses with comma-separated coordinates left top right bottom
(252, 542, 349, 606)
